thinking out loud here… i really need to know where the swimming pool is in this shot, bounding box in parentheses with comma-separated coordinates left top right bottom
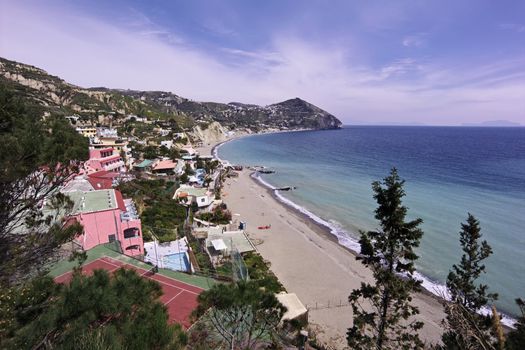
(163, 252, 191, 272)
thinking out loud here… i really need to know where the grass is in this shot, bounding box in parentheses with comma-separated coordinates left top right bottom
(243, 252, 285, 293)
(48, 245, 216, 290)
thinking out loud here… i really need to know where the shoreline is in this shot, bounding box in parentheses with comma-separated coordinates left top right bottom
(220, 168, 446, 347)
(203, 132, 445, 347)
(249, 171, 455, 311)
(210, 132, 517, 329)
(199, 130, 516, 347)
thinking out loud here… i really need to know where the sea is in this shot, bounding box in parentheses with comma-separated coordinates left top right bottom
(217, 126, 525, 323)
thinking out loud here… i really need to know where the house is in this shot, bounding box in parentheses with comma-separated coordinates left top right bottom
(84, 148, 126, 173)
(174, 185, 214, 208)
(90, 128, 128, 152)
(67, 189, 144, 257)
(205, 230, 256, 256)
(133, 159, 154, 172)
(75, 126, 97, 138)
(160, 140, 174, 149)
(152, 159, 177, 175)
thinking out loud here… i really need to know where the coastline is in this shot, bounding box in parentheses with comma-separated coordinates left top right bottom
(201, 133, 443, 348)
(220, 168, 445, 348)
(200, 130, 515, 347)
(209, 132, 518, 328)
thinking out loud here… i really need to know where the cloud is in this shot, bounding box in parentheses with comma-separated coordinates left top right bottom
(402, 33, 427, 47)
(0, 1, 524, 125)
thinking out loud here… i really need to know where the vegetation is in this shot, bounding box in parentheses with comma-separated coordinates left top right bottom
(0, 87, 185, 349)
(506, 299, 525, 349)
(347, 168, 425, 349)
(196, 205, 232, 225)
(191, 280, 286, 349)
(441, 214, 498, 349)
(117, 179, 186, 242)
(1, 268, 186, 349)
(0, 85, 89, 285)
(243, 252, 285, 293)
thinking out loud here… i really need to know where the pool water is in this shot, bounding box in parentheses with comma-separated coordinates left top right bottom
(163, 252, 191, 272)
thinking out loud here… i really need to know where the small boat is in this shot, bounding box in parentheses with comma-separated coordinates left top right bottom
(276, 186, 297, 191)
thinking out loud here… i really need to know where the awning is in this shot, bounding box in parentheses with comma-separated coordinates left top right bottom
(211, 239, 227, 251)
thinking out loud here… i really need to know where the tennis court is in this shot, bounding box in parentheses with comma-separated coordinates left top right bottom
(54, 256, 203, 329)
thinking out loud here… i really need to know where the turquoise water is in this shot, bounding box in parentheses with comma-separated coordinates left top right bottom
(164, 252, 191, 272)
(218, 126, 525, 319)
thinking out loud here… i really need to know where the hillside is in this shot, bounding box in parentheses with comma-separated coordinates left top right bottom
(0, 57, 342, 131)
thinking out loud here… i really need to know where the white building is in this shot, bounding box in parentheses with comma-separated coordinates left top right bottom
(174, 185, 214, 208)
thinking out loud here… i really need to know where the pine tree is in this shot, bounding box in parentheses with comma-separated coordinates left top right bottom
(1, 268, 186, 349)
(192, 279, 286, 349)
(0, 85, 89, 285)
(442, 213, 498, 349)
(505, 298, 525, 350)
(347, 168, 425, 349)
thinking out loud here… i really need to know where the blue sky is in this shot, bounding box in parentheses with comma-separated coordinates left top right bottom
(1, 0, 524, 125)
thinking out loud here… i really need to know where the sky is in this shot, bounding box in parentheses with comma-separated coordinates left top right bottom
(1, 0, 524, 125)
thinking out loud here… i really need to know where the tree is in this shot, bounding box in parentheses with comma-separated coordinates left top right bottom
(0, 86, 89, 285)
(442, 214, 498, 349)
(505, 298, 525, 350)
(192, 280, 286, 349)
(347, 168, 425, 349)
(1, 268, 186, 349)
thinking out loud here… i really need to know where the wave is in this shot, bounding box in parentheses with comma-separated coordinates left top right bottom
(250, 171, 517, 327)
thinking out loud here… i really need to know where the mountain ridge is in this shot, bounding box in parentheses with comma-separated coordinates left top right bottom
(0, 57, 342, 131)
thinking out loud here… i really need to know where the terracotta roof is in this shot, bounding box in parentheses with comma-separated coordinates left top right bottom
(114, 190, 127, 211)
(86, 171, 118, 190)
(88, 170, 119, 179)
(153, 159, 176, 170)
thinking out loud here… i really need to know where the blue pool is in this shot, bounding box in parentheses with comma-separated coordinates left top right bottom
(163, 252, 191, 272)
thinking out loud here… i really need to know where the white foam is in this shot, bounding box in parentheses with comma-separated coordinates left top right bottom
(215, 147, 519, 328)
(212, 140, 230, 161)
(252, 171, 518, 327)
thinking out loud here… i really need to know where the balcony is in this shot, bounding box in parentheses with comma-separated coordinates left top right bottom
(103, 161, 125, 171)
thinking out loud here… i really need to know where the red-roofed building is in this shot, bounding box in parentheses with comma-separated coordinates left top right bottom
(85, 148, 126, 174)
(152, 159, 177, 174)
(87, 170, 119, 190)
(67, 189, 144, 257)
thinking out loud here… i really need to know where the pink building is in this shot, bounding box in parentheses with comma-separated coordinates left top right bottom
(68, 189, 143, 257)
(85, 148, 126, 174)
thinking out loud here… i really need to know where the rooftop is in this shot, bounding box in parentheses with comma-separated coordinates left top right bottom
(206, 230, 256, 254)
(134, 159, 154, 168)
(174, 185, 209, 198)
(153, 159, 177, 171)
(69, 189, 117, 214)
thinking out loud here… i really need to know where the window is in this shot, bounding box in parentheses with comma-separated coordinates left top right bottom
(108, 234, 116, 242)
(124, 228, 139, 239)
(201, 198, 205, 203)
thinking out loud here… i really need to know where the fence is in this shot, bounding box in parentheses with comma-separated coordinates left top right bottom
(231, 246, 249, 281)
(305, 299, 351, 311)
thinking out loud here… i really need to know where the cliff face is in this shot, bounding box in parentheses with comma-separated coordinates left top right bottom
(0, 57, 343, 131)
(188, 122, 229, 146)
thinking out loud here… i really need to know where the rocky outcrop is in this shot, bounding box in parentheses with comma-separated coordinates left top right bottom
(188, 122, 229, 146)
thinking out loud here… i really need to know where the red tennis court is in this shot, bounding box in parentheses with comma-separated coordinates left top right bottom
(54, 256, 203, 329)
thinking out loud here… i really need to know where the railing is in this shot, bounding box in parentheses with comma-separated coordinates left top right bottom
(305, 299, 351, 311)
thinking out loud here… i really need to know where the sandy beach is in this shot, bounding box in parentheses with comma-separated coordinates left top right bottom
(197, 140, 446, 349)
